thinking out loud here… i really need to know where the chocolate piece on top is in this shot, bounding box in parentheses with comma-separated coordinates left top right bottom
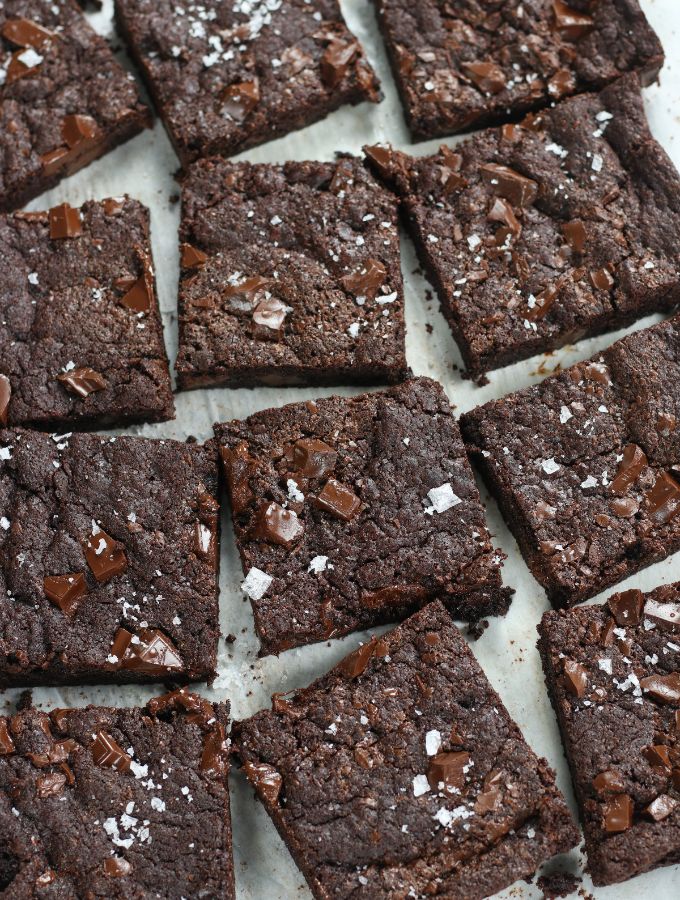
(215, 377, 510, 656)
(233, 602, 579, 899)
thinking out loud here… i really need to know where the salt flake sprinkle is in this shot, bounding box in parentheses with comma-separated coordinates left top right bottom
(424, 483, 462, 515)
(241, 568, 272, 600)
(412, 774, 430, 797)
(425, 729, 442, 756)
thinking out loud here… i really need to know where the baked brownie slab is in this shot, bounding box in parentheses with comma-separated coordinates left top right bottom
(0, 689, 234, 898)
(372, 0, 663, 141)
(365, 74, 680, 381)
(0, 196, 175, 429)
(538, 584, 680, 885)
(233, 601, 580, 899)
(114, 0, 380, 166)
(215, 377, 510, 656)
(176, 156, 407, 390)
(0, 0, 150, 212)
(461, 314, 680, 608)
(0, 429, 220, 686)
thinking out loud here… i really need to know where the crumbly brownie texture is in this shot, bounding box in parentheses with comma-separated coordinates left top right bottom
(365, 74, 680, 381)
(0, 197, 175, 430)
(233, 602, 579, 900)
(175, 156, 407, 390)
(215, 377, 510, 656)
(461, 315, 680, 608)
(0, 429, 220, 687)
(0, 0, 150, 212)
(114, 0, 380, 166)
(372, 0, 663, 141)
(538, 585, 680, 885)
(0, 690, 234, 898)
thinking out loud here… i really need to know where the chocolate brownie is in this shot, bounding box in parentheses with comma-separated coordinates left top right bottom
(0, 429, 220, 686)
(0, 0, 150, 212)
(365, 74, 680, 381)
(0, 689, 234, 898)
(175, 156, 407, 390)
(113, 0, 380, 166)
(538, 584, 680, 885)
(214, 377, 511, 656)
(0, 197, 175, 430)
(461, 314, 680, 608)
(372, 0, 663, 141)
(233, 601, 580, 899)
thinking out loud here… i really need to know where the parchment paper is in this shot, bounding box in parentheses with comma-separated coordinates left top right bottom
(3, 1, 680, 897)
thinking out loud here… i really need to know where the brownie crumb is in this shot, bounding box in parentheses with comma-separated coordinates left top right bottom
(537, 872, 581, 899)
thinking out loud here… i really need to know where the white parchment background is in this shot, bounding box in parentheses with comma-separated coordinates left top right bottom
(3, 1, 680, 897)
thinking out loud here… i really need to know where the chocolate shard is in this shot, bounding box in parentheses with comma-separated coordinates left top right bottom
(610, 443, 648, 495)
(590, 268, 615, 291)
(363, 144, 394, 180)
(0, 718, 15, 755)
(642, 744, 671, 771)
(83, 528, 127, 582)
(1, 17, 54, 48)
(645, 471, 680, 525)
(109, 627, 184, 674)
(200, 722, 230, 778)
(552, 0, 594, 41)
(337, 636, 388, 679)
(548, 68, 576, 99)
(320, 38, 358, 88)
(242, 761, 282, 804)
(222, 80, 260, 122)
(221, 441, 258, 514)
(91, 730, 132, 773)
(49, 203, 82, 239)
(602, 793, 633, 833)
(57, 366, 107, 398)
(292, 439, 337, 479)
(181, 243, 208, 269)
(643, 598, 680, 632)
(644, 794, 678, 822)
(147, 688, 215, 725)
(0, 374, 10, 426)
(341, 258, 387, 300)
(252, 297, 289, 338)
(592, 769, 625, 795)
(252, 501, 304, 548)
(479, 163, 538, 208)
(607, 589, 644, 627)
(120, 274, 152, 313)
(640, 673, 680, 704)
(315, 478, 361, 521)
(62, 114, 99, 148)
(427, 751, 470, 791)
(562, 659, 588, 697)
(462, 60, 506, 94)
(44, 573, 87, 617)
(562, 220, 587, 253)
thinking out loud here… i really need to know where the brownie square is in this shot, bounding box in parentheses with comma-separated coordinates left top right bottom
(0, 690, 234, 897)
(365, 74, 680, 381)
(214, 377, 511, 656)
(0, 0, 150, 212)
(461, 314, 680, 608)
(175, 156, 408, 390)
(0, 197, 175, 430)
(372, 0, 663, 141)
(0, 429, 220, 686)
(113, 0, 380, 166)
(233, 601, 579, 899)
(538, 584, 680, 885)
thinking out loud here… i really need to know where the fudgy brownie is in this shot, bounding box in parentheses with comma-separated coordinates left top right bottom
(365, 74, 680, 381)
(538, 584, 680, 885)
(0, 197, 175, 429)
(0, 0, 150, 212)
(233, 601, 580, 899)
(0, 689, 234, 897)
(0, 429, 220, 686)
(461, 314, 680, 608)
(215, 377, 510, 656)
(175, 156, 408, 390)
(113, 0, 380, 166)
(372, 0, 663, 141)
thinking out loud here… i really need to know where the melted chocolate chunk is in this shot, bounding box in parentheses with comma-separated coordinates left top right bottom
(56, 367, 107, 398)
(315, 478, 361, 521)
(242, 761, 282, 804)
(292, 439, 337, 479)
(602, 793, 633, 833)
(109, 627, 184, 675)
(91, 731, 131, 772)
(252, 502, 304, 548)
(82, 529, 127, 582)
(44, 573, 87, 617)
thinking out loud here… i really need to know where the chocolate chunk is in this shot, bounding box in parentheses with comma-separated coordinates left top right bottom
(252, 297, 288, 337)
(181, 243, 208, 269)
(640, 673, 680, 703)
(427, 750, 470, 791)
(44, 573, 87, 617)
(242, 761, 282, 804)
(361, 584, 428, 609)
(36, 772, 68, 798)
(463, 61, 506, 94)
(0, 374, 10, 425)
(222, 80, 260, 122)
(645, 472, 680, 524)
(57, 367, 107, 398)
(607, 589, 643, 627)
(320, 39, 358, 88)
(590, 268, 615, 291)
(200, 723, 230, 778)
(292, 439, 337, 479)
(642, 744, 671, 771)
(602, 793, 633, 833)
(341, 258, 387, 299)
(1, 17, 53, 48)
(610, 497, 639, 518)
(552, 1, 594, 41)
(104, 858, 133, 878)
(644, 794, 678, 822)
(562, 220, 587, 253)
(643, 598, 680, 631)
(562, 659, 588, 697)
(363, 144, 394, 180)
(315, 478, 361, 521)
(337, 636, 388, 679)
(49, 203, 82, 239)
(488, 198, 521, 238)
(252, 502, 304, 548)
(223, 275, 269, 304)
(479, 163, 538, 208)
(657, 413, 677, 433)
(548, 68, 577, 99)
(83, 529, 127, 582)
(221, 442, 257, 514)
(592, 770, 625, 795)
(147, 688, 215, 725)
(109, 627, 184, 674)
(62, 114, 99, 148)
(91, 731, 132, 772)
(120, 274, 152, 313)
(0, 719, 15, 755)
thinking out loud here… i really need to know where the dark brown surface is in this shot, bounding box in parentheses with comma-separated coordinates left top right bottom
(0, 429, 220, 686)
(215, 377, 511, 656)
(233, 601, 580, 900)
(0, 690, 234, 898)
(538, 584, 680, 885)
(372, 0, 663, 141)
(114, 0, 380, 166)
(176, 155, 407, 389)
(0, 197, 175, 430)
(461, 314, 680, 608)
(366, 75, 680, 380)
(0, 0, 150, 212)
